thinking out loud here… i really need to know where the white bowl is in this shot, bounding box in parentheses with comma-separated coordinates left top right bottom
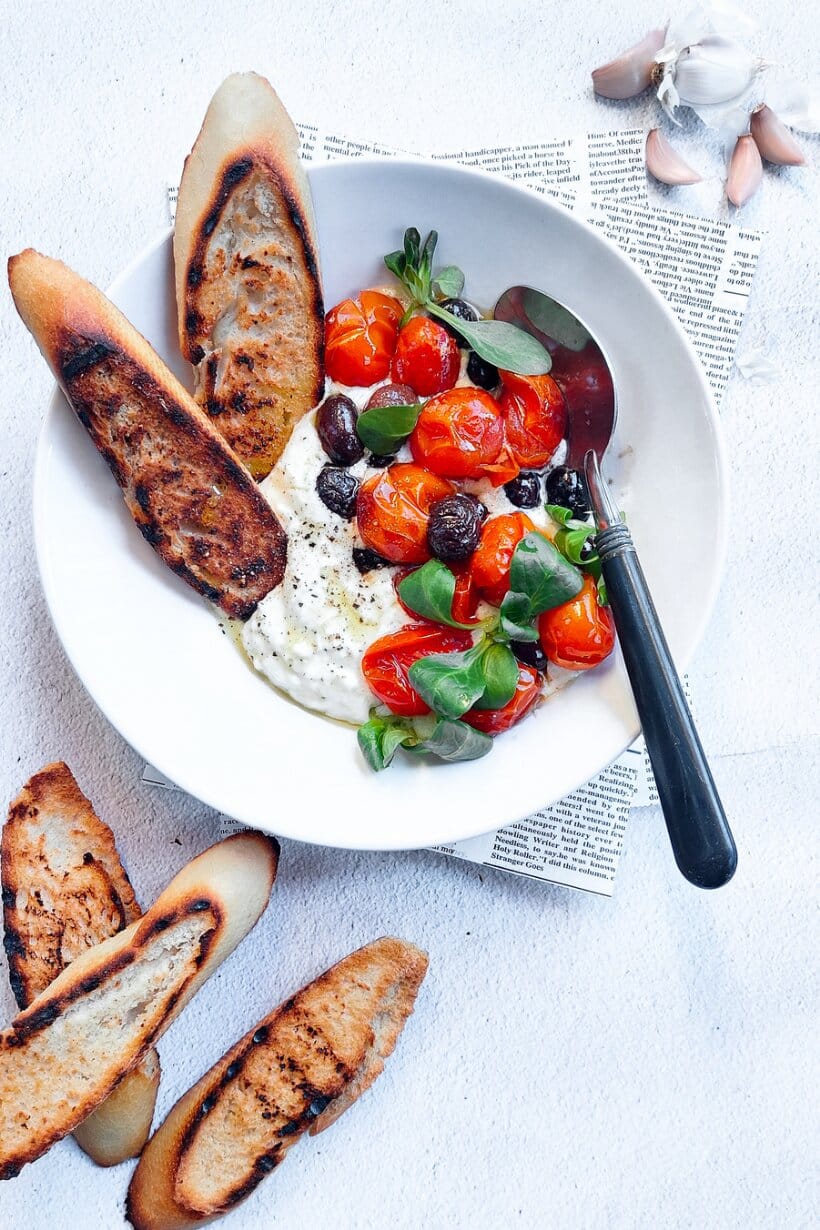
(33, 158, 727, 850)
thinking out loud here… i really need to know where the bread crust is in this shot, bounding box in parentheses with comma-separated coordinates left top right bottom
(2, 761, 160, 1165)
(126, 937, 428, 1229)
(174, 72, 324, 479)
(8, 249, 287, 619)
(0, 831, 278, 1180)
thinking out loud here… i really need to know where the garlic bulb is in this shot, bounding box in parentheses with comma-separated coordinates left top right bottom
(750, 105, 806, 165)
(592, 28, 667, 100)
(672, 36, 758, 106)
(645, 129, 703, 185)
(727, 134, 763, 206)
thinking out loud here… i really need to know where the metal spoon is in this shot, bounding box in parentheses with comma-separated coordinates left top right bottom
(495, 286, 737, 890)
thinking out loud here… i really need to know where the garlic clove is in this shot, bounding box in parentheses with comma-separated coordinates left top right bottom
(727, 134, 763, 206)
(673, 35, 758, 106)
(592, 28, 667, 100)
(750, 105, 806, 166)
(645, 128, 703, 185)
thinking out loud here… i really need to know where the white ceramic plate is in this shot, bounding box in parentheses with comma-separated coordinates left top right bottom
(33, 159, 728, 850)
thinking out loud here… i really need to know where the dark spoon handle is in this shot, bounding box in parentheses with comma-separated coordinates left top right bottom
(595, 522, 737, 889)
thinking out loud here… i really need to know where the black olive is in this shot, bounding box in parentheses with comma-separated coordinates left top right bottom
(511, 639, 548, 673)
(316, 467, 359, 519)
(316, 394, 364, 466)
(427, 494, 484, 562)
(504, 471, 541, 509)
(580, 537, 596, 562)
(466, 351, 499, 391)
(545, 466, 591, 519)
(367, 453, 397, 468)
(438, 297, 479, 345)
(353, 547, 392, 574)
(365, 383, 416, 410)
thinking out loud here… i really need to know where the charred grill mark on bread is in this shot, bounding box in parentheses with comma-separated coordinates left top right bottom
(174, 73, 325, 480)
(7, 250, 288, 619)
(126, 937, 428, 1227)
(0, 832, 278, 1181)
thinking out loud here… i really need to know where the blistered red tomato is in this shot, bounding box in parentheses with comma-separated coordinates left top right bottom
(469, 512, 537, 607)
(499, 371, 566, 470)
(538, 574, 615, 670)
(409, 387, 504, 479)
(391, 316, 460, 396)
(463, 662, 542, 733)
(393, 560, 480, 626)
(325, 290, 403, 386)
(356, 463, 455, 564)
(362, 624, 474, 716)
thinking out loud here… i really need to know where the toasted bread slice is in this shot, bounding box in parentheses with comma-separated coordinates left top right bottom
(126, 936, 427, 1229)
(174, 72, 324, 479)
(2, 761, 160, 1165)
(0, 831, 279, 1180)
(8, 249, 287, 619)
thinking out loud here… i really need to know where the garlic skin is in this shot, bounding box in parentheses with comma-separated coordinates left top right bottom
(727, 134, 763, 206)
(750, 105, 806, 165)
(672, 35, 758, 106)
(645, 129, 703, 185)
(592, 28, 667, 100)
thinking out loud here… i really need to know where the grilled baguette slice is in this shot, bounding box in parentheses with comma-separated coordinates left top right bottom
(0, 831, 279, 1180)
(7, 249, 287, 619)
(127, 937, 428, 1229)
(174, 72, 324, 479)
(2, 761, 160, 1166)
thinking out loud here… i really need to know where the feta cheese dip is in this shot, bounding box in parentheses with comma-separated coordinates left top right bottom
(241, 406, 405, 724)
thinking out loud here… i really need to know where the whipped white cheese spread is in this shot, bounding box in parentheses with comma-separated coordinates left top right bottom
(242, 410, 406, 724)
(242, 371, 560, 726)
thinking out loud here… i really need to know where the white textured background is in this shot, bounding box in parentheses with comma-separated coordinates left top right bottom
(1, 2, 818, 1227)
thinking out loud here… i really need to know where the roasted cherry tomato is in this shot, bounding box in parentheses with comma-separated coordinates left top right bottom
(393, 560, 480, 625)
(538, 573, 615, 670)
(391, 316, 460, 396)
(356, 463, 455, 564)
(325, 290, 403, 386)
(409, 387, 504, 479)
(362, 624, 474, 716)
(469, 512, 537, 607)
(499, 371, 567, 470)
(463, 662, 542, 733)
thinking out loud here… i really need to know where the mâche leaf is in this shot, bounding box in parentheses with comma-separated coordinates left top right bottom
(383, 226, 552, 376)
(426, 305, 552, 375)
(555, 525, 596, 566)
(416, 717, 492, 762)
(432, 265, 465, 299)
(384, 250, 406, 280)
(474, 641, 519, 709)
(397, 561, 475, 629)
(499, 595, 541, 642)
(508, 532, 583, 615)
(356, 403, 422, 454)
(408, 646, 487, 720)
(356, 709, 491, 770)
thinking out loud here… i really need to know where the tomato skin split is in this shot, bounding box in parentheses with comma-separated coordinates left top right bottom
(391, 316, 461, 397)
(325, 291, 403, 387)
(539, 574, 615, 670)
(499, 370, 566, 470)
(356, 464, 456, 564)
(410, 387, 505, 480)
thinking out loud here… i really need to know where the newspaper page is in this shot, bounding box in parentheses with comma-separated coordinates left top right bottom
(160, 127, 760, 896)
